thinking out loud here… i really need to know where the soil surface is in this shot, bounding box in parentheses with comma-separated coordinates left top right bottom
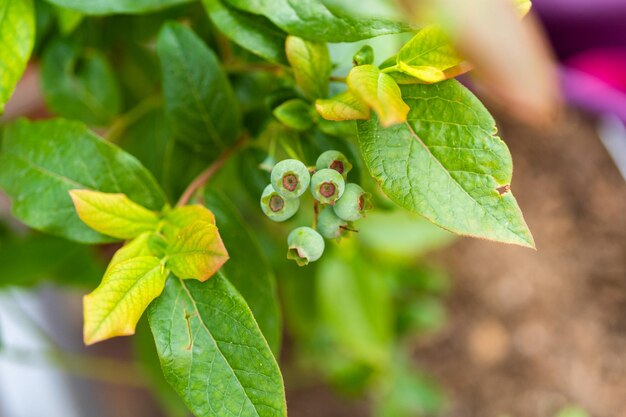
(286, 111, 626, 417)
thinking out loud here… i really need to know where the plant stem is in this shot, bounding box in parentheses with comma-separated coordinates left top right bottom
(329, 75, 347, 83)
(224, 62, 286, 76)
(312, 201, 319, 229)
(176, 134, 248, 207)
(106, 95, 163, 143)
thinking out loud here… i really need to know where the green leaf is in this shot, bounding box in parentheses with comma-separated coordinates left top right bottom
(43, 0, 191, 15)
(0, 233, 103, 288)
(285, 36, 331, 100)
(315, 91, 370, 122)
(157, 22, 241, 152)
(107, 233, 153, 271)
(317, 247, 393, 367)
(114, 106, 208, 203)
(347, 64, 409, 127)
(357, 80, 534, 248)
(357, 210, 455, 259)
(202, 0, 288, 64)
(70, 190, 160, 240)
(55, 5, 83, 34)
(134, 319, 190, 417)
(0, 119, 167, 244)
(84, 256, 167, 345)
(41, 39, 121, 125)
(148, 275, 287, 417)
(0, 0, 35, 114)
(222, 0, 411, 42)
(206, 191, 281, 355)
(161, 205, 216, 240)
(273, 98, 314, 131)
(375, 357, 445, 417)
(395, 25, 465, 84)
(166, 220, 229, 282)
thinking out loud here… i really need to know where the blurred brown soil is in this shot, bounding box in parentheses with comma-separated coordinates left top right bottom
(286, 111, 626, 417)
(415, 111, 626, 417)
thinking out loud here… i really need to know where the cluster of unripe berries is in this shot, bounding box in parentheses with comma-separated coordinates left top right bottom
(260, 150, 369, 266)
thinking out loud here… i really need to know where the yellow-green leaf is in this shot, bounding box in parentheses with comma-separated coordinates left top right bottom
(515, 0, 532, 16)
(396, 25, 464, 84)
(166, 220, 229, 281)
(273, 98, 314, 131)
(161, 205, 216, 240)
(70, 190, 160, 240)
(347, 65, 409, 127)
(0, 0, 35, 113)
(315, 91, 370, 122)
(286, 35, 331, 100)
(84, 256, 167, 345)
(107, 233, 153, 272)
(56, 5, 83, 35)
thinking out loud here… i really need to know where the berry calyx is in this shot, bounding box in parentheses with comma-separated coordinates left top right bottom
(333, 183, 369, 221)
(310, 168, 345, 205)
(282, 173, 298, 192)
(261, 184, 300, 222)
(319, 182, 336, 198)
(316, 150, 353, 179)
(269, 194, 285, 212)
(287, 227, 325, 266)
(271, 159, 310, 198)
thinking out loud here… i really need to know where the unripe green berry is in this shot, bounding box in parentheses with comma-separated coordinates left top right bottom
(333, 183, 369, 221)
(317, 207, 349, 240)
(287, 227, 325, 266)
(310, 168, 345, 205)
(260, 184, 299, 222)
(270, 159, 310, 199)
(316, 150, 352, 179)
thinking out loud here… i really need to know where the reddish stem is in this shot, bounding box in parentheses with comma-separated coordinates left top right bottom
(176, 134, 248, 207)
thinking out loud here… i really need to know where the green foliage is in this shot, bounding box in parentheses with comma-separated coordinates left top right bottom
(0, 1, 537, 415)
(157, 22, 241, 153)
(221, 0, 412, 42)
(395, 25, 464, 83)
(0, 0, 35, 113)
(317, 245, 393, 367)
(273, 99, 314, 131)
(0, 231, 104, 288)
(202, 0, 288, 64)
(0, 119, 166, 243)
(115, 105, 209, 202)
(358, 80, 534, 247)
(206, 191, 282, 354)
(148, 275, 287, 417)
(286, 36, 331, 100)
(347, 64, 409, 127)
(41, 39, 121, 125)
(44, 0, 192, 15)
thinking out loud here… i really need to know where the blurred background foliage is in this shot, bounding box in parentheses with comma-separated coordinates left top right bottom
(2, 0, 623, 416)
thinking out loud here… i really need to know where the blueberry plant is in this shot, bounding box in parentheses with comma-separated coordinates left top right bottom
(0, 0, 533, 416)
